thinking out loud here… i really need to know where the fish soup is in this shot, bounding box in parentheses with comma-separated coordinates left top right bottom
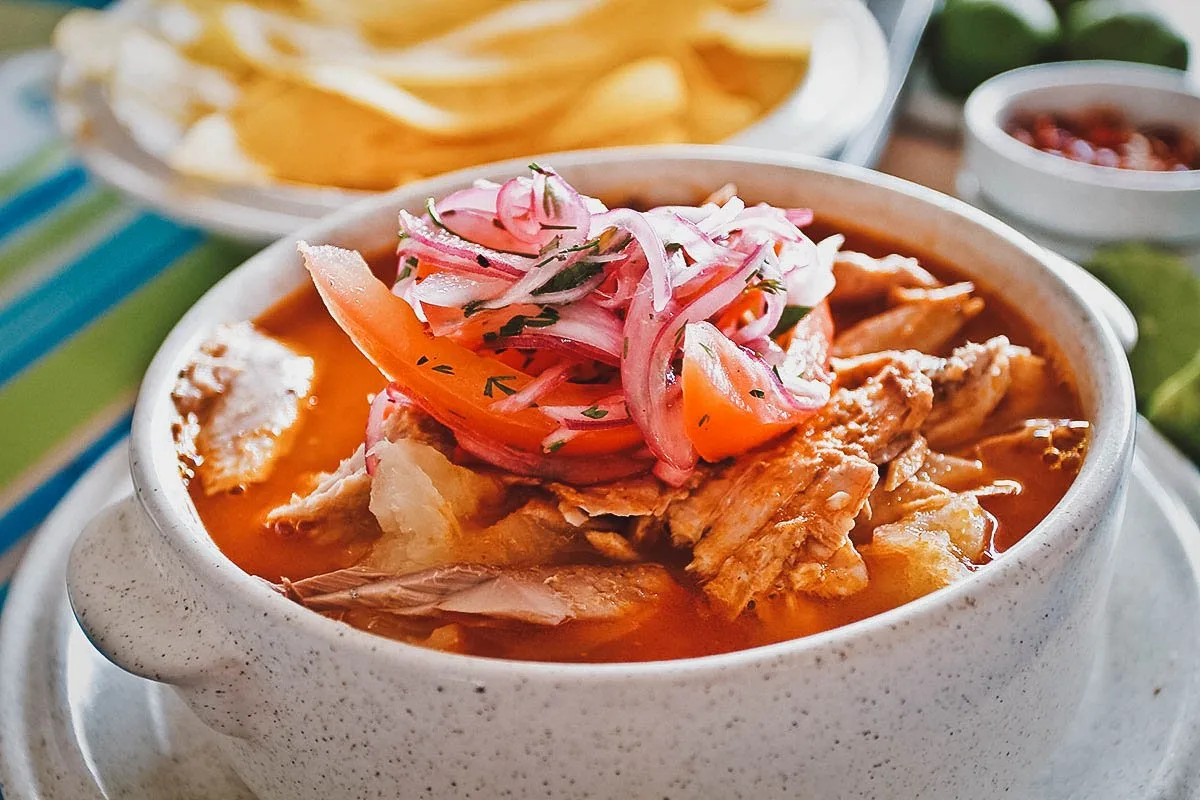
(175, 169, 1086, 663)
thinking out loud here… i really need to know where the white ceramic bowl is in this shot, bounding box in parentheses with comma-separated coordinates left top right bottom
(963, 61, 1200, 246)
(66, 146, 1136, 800)
(55, 0, 887, 242)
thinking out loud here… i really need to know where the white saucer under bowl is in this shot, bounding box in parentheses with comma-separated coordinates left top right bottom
(1, 423, 1199, 798)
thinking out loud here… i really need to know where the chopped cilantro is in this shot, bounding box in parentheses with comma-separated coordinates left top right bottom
(771, 305, 813, 338)
(533, 261, 603, 295)
(483, 375, 518, 398)
(537, 234, 564, 258)
(462, 300, 485, 317)
(498, 316, 526, 338)
(416, 355, 429, 366)
(749, 389, 765, 398)
(425, 198, 448, 230)
(581, 406, 609, 420)
(545, 439, 566, 453)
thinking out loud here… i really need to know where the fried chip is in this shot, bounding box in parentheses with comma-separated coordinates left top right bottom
(56, 0, 813, 190)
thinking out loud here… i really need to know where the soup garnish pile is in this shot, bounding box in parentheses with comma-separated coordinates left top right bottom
(174, 166, 1088, 662)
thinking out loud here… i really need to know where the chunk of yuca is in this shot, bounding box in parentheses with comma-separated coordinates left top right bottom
(366, 439, 506, 571)
(366, 440, 589, 572)
(858, 494, 990, 604)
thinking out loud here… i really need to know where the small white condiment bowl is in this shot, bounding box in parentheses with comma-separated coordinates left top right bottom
(963, 61, 1200, 246)
(66, 146, 1135, 800)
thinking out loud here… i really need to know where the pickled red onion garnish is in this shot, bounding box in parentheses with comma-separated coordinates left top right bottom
(378, 164, 836, 478)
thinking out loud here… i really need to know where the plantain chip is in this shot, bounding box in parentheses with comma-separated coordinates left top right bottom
(57, 0, 812, 190)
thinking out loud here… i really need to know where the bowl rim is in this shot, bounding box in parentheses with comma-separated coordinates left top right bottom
(964, 60, 1200, 193)
(128, 144, 1136, 681)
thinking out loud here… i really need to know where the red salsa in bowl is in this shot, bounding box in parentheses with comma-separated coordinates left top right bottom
(1006, 105, 1199, 172)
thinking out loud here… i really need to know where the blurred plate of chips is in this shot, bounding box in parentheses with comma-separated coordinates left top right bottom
(54, 0, 887, 241)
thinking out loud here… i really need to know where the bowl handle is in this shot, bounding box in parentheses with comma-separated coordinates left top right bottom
(67, 494, 236, 687)
(1044, 250, 1138, 354)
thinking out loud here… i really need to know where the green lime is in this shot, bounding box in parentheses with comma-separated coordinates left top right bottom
(1064, 0, 1189, 69)
(1086, 244, 1200, 408)
(1148, 349, 1200, 461)
(930, 0, 1060, 98)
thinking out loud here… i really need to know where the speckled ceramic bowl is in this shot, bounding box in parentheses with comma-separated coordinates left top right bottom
(67, 146, 1136, 800)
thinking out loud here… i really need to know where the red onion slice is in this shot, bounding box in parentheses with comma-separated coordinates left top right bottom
(695, 197, 746, 235)
(412, 271, 510, 307)
(496, 177, 542, 243)
(532, 168, 591, 249)
(541, 395, 630, 430)
(709, 205, 806, 243)
(622, 242, 772, 468)
(365, 384, 409, 476)
(591, 208, 671, 312)
(456, 426, 652, 484)
(490, 362, 574, 413)
(399, 210, 529, 276)
(784, 208, 814, 228)
(653, 459, 694, 487)
(438, 207, 542, 256)
(494, 334, 621, 367)
(490, 301, 625, 366)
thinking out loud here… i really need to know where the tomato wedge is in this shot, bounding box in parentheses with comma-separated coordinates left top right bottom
(681, 303, 833, 462)
(300, 243, 641, 456)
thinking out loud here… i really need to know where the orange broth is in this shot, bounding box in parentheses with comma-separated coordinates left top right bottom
(188, 224, 1084, 663)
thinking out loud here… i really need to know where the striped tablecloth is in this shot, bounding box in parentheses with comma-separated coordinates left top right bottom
(0, 46, 256, 604)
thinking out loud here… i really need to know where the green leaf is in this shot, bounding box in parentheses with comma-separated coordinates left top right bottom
(533, 261, 604, 295)
(754, 278, 786, 295)
(749, 388, 765, 398)
(545, 439, 566, 453)
(483, 375, 518, 398)
(581, 406, 609, 419)
(499, 316, 527, 338)
(771, 305, 813, 338)
(425, 197, 449, 230)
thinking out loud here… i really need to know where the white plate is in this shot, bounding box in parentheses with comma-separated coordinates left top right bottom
(1, 420, 1198, 798)
(53, 0, 889, 242)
